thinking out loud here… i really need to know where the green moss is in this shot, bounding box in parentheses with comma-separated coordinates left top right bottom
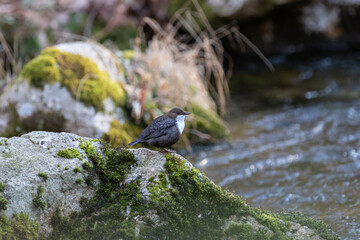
(38, 172, 48, 181)
(64, 166, 69, 170)
(140, 154, 293, 239)
(32, 185, 46, 210)
(20, 48, 126, 111)
(73, 167, 82, 173)
(0, 194, 8, 211)
(57, 164, 61, 167)
(20, 54, 61, 88)
(0, 182, 5, 192)
(48, 143, 141, 240)
(189, 104, 228, 142)
(146, 172, 172, 203)
(224, 223, 280, 240)
(57, 148, 82, 159)
(81, 161, 92, 171)
(103, 120, 142, 147)
(75, 178, 84, 184)
(0, 213, 39, 240)
(278, 211, 339, 240)
(44, 142, 337, 239)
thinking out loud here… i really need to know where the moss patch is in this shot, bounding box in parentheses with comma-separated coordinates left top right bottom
(75, 178, 84, 184)
(103, 120, 142, 147)
(224, 223, 279, 240)
(278, 211, 339, 240)
(19, 48, 126, 111)
(81, 161, 92, 171)
(0, 182, 5, 192)
(0, 195, 8, 211)
(57, 148, 82, 159)
(48, 142, 141, 239)
(20, 54, 61, 88)
(37, 172, 48, 181)
(32, 185, 46, 210)
(0, 213, 39, 240)
(73, 167, 82, 173)
(188, 104, 228, 142)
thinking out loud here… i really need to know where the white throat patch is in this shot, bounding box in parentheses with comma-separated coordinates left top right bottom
(176, 115, 185, 134)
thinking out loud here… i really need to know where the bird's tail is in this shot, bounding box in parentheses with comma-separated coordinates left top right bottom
(128, 139, 141, 146)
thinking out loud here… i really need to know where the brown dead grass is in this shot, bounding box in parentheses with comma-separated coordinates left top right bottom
(0, 30, 22, 92)
(133, 0, 273, 117)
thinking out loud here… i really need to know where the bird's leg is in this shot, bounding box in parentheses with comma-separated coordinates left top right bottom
(163, 148, 177, 153)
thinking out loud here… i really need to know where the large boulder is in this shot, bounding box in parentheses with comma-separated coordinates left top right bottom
(0, 131, 338, 239)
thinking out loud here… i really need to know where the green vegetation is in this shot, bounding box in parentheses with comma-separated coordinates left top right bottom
(45, 142, 337, 239)
(81, 161, 92, 171)
(0, 213, 39, 240)
(75, 179, 84, 184)
(189, 104, 228, 142)
(73, 167, 82, 173)
(32, 185, 46, 210)
(81, 161, 92, 170)
(142, 154, 287, 239)
(278, 211, 339, 240)
(64, 166, 69, 170)
(19, 54, 61, 88)
(0, 195, 8, 211)
(57, 148, 82, 159)
(38, 172, 48, 181)
(48, 142, 141, 239)
(20, 48, 126, 111)
(0, 182, 5, 192)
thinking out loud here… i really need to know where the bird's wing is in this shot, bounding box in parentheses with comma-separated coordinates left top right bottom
(139, 116, 176, 140)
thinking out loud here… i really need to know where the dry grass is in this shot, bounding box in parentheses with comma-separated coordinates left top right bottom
(0, 30, 23, 92)
(133, 0, 273, 117)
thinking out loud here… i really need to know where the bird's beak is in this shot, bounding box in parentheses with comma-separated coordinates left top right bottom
(184, 112, 191, 115)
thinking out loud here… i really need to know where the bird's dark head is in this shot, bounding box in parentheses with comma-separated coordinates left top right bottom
(166, 107, 191, 119)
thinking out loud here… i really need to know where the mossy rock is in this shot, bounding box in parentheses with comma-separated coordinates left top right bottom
(0, 132, 338, 239)
(20, 48, 126, 111)
(188, 104, 229, 142)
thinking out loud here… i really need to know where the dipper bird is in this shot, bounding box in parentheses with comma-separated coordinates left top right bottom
(128, 107, 191, 152)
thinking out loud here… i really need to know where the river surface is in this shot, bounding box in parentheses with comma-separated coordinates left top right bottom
(186, 54, 360, 240)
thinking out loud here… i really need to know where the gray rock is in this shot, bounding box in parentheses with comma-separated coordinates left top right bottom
(0, 81, 124, 138)
(0, 131, 100, 234)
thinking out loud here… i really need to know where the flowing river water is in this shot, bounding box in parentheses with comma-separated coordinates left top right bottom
(186, 54, 360, 239)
